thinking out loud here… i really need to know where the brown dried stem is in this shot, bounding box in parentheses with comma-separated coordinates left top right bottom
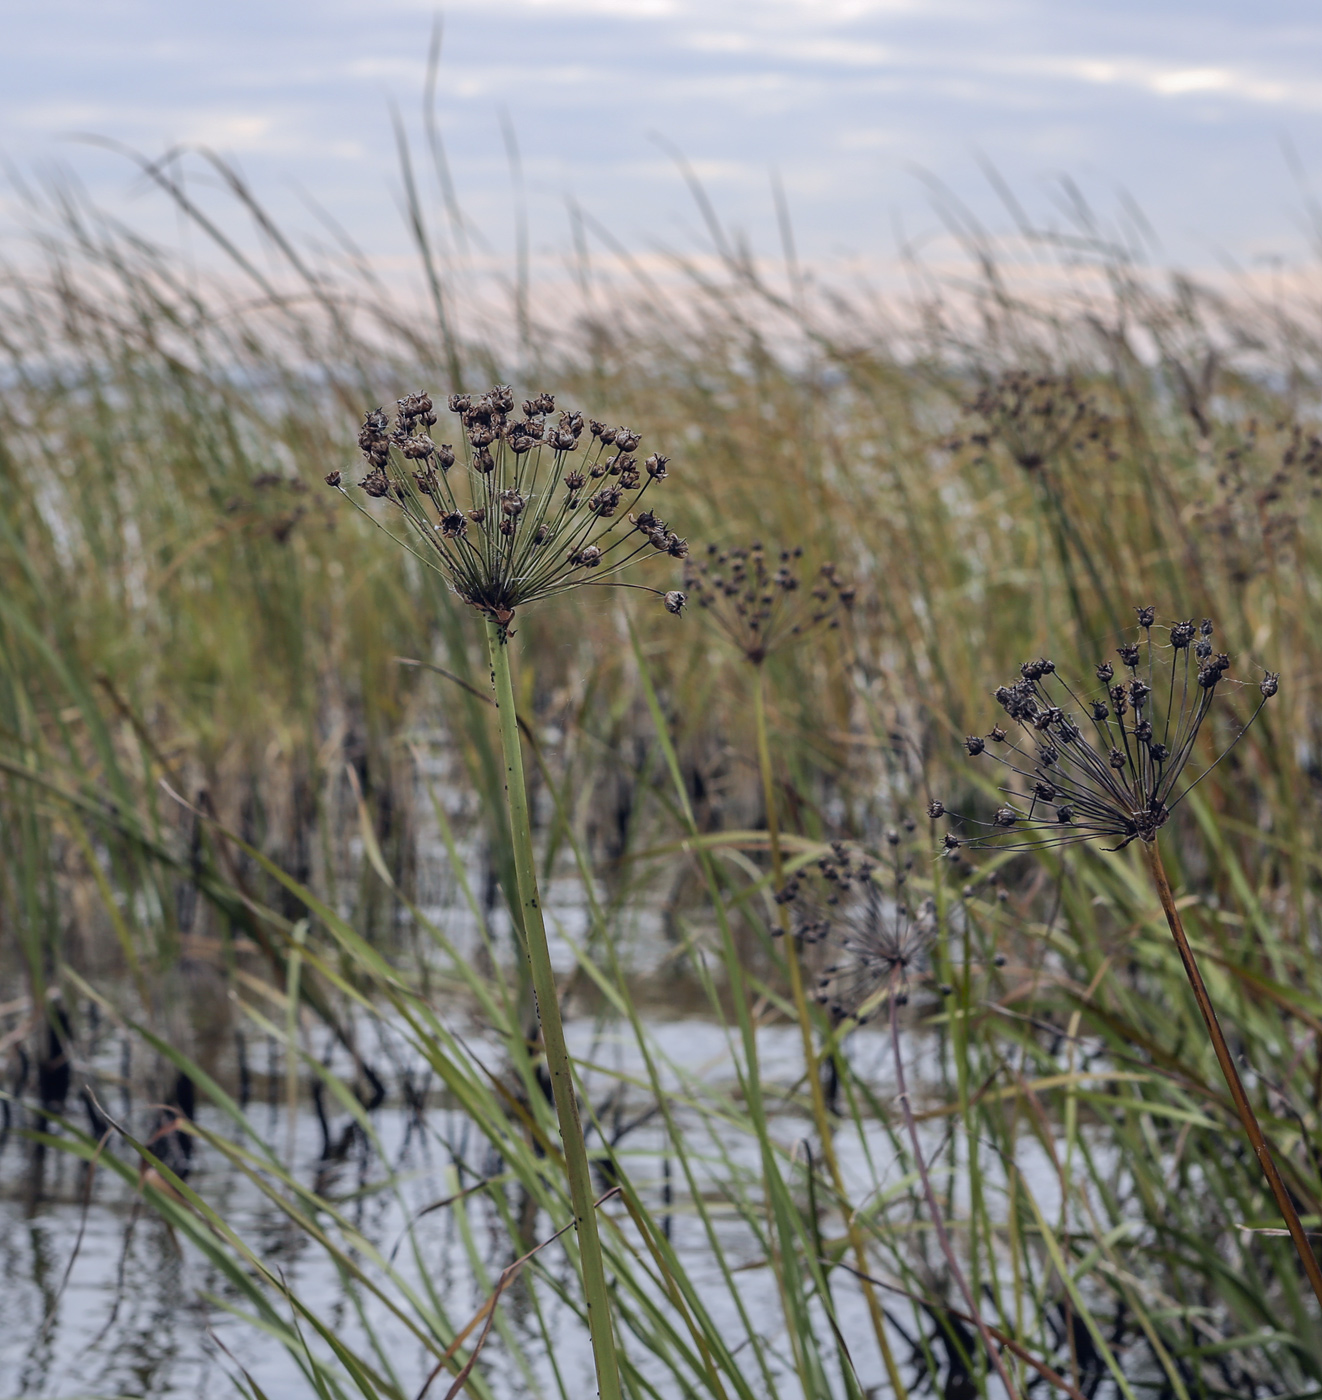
(1142, 838, 1322, 1313)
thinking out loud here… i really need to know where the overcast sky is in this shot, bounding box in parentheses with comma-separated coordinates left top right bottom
(3, 0, 1322, 283)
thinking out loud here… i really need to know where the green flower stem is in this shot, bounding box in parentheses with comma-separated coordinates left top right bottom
(487, 618, 623, 1400)
(752, 669, 909, 1399)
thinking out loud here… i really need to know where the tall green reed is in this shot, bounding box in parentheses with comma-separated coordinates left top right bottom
(327, 382, 688, 1398)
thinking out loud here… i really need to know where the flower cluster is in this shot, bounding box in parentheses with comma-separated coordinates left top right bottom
(682, 542, 854, 664)
(329, 387, 686, 627)
(1192, 417, 1322, 587)
(966, 370, 1108, 472)
(931, 610, 1278, 853)
(781, 836, 937, 1021)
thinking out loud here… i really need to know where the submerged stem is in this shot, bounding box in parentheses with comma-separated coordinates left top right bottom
(752, 669, 910, 1399)
(1142, 838, 1322, 1314)
(486, 618, 623, 1400)
(889, 983, 1023, 1400)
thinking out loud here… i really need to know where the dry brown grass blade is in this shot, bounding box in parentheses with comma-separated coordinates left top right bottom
(414, 1186, 622, 1400)
(829, 1260, 1091, 1400)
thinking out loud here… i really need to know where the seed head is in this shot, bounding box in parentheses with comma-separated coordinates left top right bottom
(786, 840, 938, 1022)
(967, 370, 1103, 472)
(936, 612, 1277, 851)
(683, 542, 854, 665)
(334, 386, 685, 628)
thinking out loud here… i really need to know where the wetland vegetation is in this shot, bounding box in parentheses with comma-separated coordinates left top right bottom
(3, 150, 1322, 1397)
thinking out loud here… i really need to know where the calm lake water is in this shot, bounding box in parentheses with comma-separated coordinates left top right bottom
(1, 760, 1061, 1399)
(0, 1005, 1056, 1400)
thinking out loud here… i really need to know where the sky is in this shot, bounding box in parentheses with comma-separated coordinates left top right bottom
(3, 0, 1322, 287)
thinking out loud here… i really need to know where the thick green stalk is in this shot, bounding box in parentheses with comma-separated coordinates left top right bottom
(486, 618, 623, 1400)
(752, 669, 909, 1399)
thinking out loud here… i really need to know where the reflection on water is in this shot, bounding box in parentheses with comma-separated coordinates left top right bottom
(0, 1012, 1065, 1399)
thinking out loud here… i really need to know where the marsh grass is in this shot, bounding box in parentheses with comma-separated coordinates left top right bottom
(3, 149, 1322, 1397)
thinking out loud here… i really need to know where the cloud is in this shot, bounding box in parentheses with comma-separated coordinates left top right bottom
(3, 0, 1322, 276)
(1032, 54, 1320, 110)
(687, 31, 892, 66)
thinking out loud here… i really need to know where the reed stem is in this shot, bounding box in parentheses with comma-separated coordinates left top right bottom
(487, 618, 623, 1400)
(1142, 838, 1322, 1313)
(888, 983, 1022, 1400)
(752, 669, 909, 1398)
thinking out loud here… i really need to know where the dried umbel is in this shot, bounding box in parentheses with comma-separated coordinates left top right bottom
(783, 839, 937, 1021)
(332, 388, 685, 627)
(682, 542, 854, 665)
(935, 610, 1278, 852)
(1192, 417, 1322, 586)
(966, 370, 1110, 472)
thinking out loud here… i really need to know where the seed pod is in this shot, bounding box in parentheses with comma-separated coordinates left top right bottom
(588, 487, 623, 518)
